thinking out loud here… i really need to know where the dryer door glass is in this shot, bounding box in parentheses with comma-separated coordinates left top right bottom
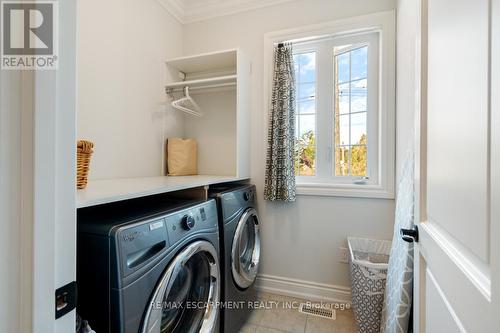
(141, 241, 220, 333)
(231, 208, 261, 289)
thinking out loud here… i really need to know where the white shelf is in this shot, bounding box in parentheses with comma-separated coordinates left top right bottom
(76, 175, 248, 208)
(165, 74, 237, 90)
(165, 49, 237, 73)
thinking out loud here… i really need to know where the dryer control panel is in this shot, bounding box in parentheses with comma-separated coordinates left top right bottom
(212, 185, 256, 222)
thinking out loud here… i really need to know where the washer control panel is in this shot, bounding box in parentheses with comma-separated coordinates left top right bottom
(166, 200, 217, 245)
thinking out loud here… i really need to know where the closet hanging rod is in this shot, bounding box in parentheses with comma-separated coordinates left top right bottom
(165, 82, 236, 94)
(164, 74, 237, 89)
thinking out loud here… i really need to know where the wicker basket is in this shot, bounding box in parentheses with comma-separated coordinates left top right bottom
(77, 140, 94, 189)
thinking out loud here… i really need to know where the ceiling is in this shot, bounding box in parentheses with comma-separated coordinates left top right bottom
(157, 0, 299, 24)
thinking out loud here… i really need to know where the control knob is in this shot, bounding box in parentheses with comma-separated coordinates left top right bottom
(243, 191, 254, 201)
(181, 215, 195, 230)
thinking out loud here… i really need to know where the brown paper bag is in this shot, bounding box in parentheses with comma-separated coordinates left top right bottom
(167, 138, 198, 176)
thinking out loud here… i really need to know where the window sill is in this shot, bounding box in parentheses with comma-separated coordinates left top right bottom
(296, 183, 394, 199)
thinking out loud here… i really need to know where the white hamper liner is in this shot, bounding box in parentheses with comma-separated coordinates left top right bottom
(348, 237, 391, 333)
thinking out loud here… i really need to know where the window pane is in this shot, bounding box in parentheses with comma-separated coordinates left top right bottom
(293, 56, 299, 78)
(296, 116, 316, 176)
(351, 145, 367, 176)
(298, 53, 315, 82)
(351, 79, 367, 112)
(350, 112, 367, 145)
(298, 83, 315, 100)
(351, 46, 367, 80)
(338, 114, 350, 146)
(294, 113, 298, 174)
(337, 83, 350, 114)
(299, 100, 315, 114)
(298, 114, 315, 137)
(333, 44, 370, 177)
(336, 52, 350, 83)
(335, 147, 349, 176)
(293, 51, 317, 177)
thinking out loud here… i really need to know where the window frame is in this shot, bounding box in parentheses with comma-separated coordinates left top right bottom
(332, 42, 371, 180)
(293, 33, 380, 186)
(264, 11, 395, 199)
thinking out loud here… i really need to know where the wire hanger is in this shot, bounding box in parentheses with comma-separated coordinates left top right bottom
(170, 86, 203, 117)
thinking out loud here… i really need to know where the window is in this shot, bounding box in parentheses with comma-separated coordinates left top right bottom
(265, 12, 395, 198)
(292, 33, 380, 186)
(287, 35, 393, 198)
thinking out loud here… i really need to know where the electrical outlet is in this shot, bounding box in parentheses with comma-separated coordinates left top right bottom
(339, 247, 349, 264)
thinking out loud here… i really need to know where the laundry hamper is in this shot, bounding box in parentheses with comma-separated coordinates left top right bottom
(348, 237, 391, 333)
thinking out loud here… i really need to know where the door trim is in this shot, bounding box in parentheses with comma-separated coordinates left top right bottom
(31, 1, 78, 332)
(413, 0, 428, 331)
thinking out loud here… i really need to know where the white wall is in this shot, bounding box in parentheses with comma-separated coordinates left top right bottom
(183, 0, 396, 290)
(396, 0, 419, 186)
(184, 90, 237, 176)
(77, 0, 184, 180)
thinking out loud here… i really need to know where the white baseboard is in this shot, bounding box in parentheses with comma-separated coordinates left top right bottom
(256, 274, 352, 304)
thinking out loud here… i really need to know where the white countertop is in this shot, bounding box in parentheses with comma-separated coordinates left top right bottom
(76, 175, 248, 208)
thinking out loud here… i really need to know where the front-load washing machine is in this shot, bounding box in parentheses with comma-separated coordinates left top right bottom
(209, 184, 261, 333)
(77, 195, 221, 333)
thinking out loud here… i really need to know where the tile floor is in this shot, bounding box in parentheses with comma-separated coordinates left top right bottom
(239, 292, 356, 333)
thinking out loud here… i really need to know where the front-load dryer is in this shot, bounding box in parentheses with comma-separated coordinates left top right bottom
(77, 195, 221, 333)
(209, 184, 261, 333)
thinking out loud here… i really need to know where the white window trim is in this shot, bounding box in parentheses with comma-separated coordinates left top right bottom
(263, 10, 395, 199)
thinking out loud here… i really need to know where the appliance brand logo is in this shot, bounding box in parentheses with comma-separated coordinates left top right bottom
(1, 0, 58, 70)
(123, 231, 145, 242)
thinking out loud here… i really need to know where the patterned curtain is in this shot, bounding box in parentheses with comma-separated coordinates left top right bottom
(264, 43, 296, 202)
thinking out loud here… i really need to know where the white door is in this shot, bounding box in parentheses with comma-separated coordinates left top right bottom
(413, 0, 500, 332)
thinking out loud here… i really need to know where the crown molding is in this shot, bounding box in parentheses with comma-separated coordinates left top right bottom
(157, 0, 299, 24)
(156, 0, 186, 23)
(184, 0, 299, 23)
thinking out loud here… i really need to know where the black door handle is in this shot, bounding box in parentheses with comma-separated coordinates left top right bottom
(400, 225, 419, 243)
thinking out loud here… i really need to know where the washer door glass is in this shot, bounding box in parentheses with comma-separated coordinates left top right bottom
(141, 241, 220, 333)
(231, 208, 261, 289)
